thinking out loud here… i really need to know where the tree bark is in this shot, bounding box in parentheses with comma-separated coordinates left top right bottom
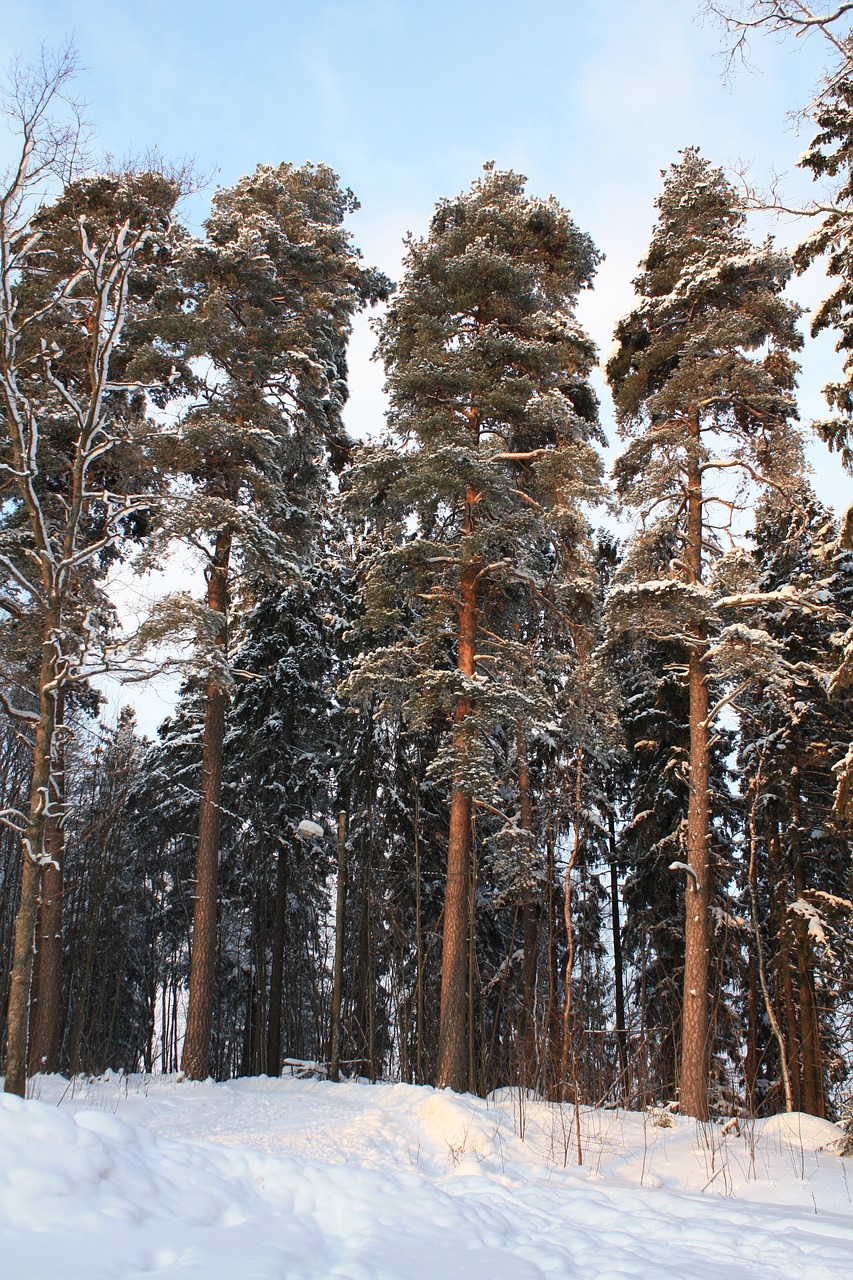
(266, 839, 289, 1077)
(329, 812, 347, 1082)
(791, 781, 824, 1117)
(413, 785, 423, 1084)
(560, 751, 583, 1102)
(748, 789, 793, 1112)
(182, 529, 231, 1081)
(438, 489, 478, 1092)
(468, 821, 478, 1092)
(29, 688, 66, 1077)
(680, 408, 711, 1121)
(608, 808, 627, 1094)
(745, 946, 759, 1114)
(770, 820, 802, 1110)
(518, 727, 540, 1091)
(5, 633, 59, 1097)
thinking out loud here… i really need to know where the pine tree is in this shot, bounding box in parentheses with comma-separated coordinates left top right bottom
(602, 522, 736, 1107)
(150, 164, 389, 1080)
(345, 164, 603, 1091)
(607, 148, 804, 1118)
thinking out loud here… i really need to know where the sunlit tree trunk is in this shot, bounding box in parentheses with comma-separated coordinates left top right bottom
(182, 530, 231, 1080)
(438, 490, 477, 1092)
(680, 409, 711, 1121)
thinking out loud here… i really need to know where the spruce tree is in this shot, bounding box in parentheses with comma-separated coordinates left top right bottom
(345, 164, 603, 1091)
(793, 61, 853, 471)
(607, 148, 804, 1118)
(734, 487, 853, 1116)
(222, 539, 352, 1076)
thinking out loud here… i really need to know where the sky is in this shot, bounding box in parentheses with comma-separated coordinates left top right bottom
(3, 0, 849, 729)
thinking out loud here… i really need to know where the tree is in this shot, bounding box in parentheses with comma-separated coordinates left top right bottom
(604, 524, 738, 1108)
(150, 163, 389, 1080)
(607, 147, 804, 1117)
(0, 51, 184, 1096)
(705, 2, 853, 69)
(345, 164, 603, 1091)
(735, 487, 853, 1115)
(221, 540, 351, 1076)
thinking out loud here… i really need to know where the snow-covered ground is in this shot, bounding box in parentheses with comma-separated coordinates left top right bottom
(1, 1073, 851, 1278)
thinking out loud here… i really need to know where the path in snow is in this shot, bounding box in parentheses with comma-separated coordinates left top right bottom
(1, 1074, 851, 1278)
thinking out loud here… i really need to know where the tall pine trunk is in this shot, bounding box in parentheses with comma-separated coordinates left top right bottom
(182, 530, 231, 1081)
(680, 410, 711, 1120)
(438, 492, 477, 1091)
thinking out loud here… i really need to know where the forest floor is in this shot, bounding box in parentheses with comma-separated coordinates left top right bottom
(1, 1072, 851, 1278)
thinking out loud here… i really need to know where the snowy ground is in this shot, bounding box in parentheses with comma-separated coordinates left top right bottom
(1, 1073, 851, 1279)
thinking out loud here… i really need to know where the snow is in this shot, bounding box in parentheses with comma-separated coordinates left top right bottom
(2, 1074, 852, 1279)
(296, 819, 326, 839)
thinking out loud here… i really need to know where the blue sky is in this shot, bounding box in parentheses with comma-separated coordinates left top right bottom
(4, 0, 839, 452)
(3, 1, 848, 727)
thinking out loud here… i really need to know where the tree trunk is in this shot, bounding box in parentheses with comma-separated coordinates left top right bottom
(438, 490, 478, 1092)
(791, 783, 824, 1117)
(770, 821, 802, 1110)
(780, 951, 802, 1111)
(608, 808, 627, 1094)
(544, 831, 559, 1099)
(748, 793, 793, 1112)
(468, 883, 476, 1092)
(518, 727, 540, 1091)
(329, 812, 347, 1081)
(182, 530, 231, 1081)
(680, 408, 711, 1121)
(560, 751, 583, 1100)
(29, 687, 66, 1077)
(266, 839, 289, 1076)
(414, 785, 423, 1084)
(354, 856, 373, 1078)
(5, 632, 59, 1097)
(745, 947, 759, 1114)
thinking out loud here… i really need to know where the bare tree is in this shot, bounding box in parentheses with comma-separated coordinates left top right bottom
(704, 1, 853, 71)
(0, 48, 182, 1096)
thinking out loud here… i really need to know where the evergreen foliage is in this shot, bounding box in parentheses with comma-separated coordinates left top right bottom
(794, 65, 853, 470)
(607, 146, 804, 1118)
(344, 164, 604, 1090)
(3, 46, 853, 1130)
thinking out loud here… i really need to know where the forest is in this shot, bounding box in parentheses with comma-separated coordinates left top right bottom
(1, 3, 852, 1137)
